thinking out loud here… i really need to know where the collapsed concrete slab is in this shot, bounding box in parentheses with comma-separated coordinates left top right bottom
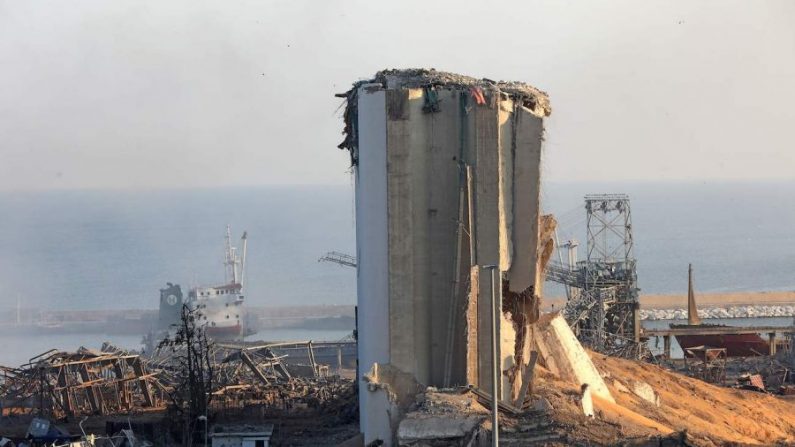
(396, 388, 488, 447)
(397, 416, 484, 446)
(532, 312, 614, 403)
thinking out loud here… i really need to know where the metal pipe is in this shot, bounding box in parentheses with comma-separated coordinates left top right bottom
(443, 182, 466, 387)
(484, 264, 499, 447)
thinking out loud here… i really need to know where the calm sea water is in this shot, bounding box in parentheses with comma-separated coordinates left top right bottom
(542, 180, 795, 297)
(0, 186, 358, 311)
(0, 181, 793, 364)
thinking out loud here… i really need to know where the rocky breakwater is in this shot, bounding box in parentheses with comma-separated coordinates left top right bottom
(640, 305, 795, 321)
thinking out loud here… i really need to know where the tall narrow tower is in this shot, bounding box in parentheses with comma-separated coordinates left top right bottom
(582, 194, 640, 346)
(337, 69, 551, 445)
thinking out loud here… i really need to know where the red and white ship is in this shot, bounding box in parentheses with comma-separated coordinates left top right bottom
(158, 226, 249, 341)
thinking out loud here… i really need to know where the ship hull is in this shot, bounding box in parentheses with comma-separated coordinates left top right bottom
(206, 324, 243, 340)
(673, 325, 769, 357)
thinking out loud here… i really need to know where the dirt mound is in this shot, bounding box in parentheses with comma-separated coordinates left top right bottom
(590, 354, 795, 446)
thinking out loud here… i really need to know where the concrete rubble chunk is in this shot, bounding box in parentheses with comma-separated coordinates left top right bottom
(612, 379, 630, 394)
(396, 389, 488, 446)
(532, 396, 554, 412)
(632, 381, 661, 407)
(397, 416, 484, 444)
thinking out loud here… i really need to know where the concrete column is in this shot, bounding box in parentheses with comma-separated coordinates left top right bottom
(663, 336, 671, 359)
(769, 333, 777, 356)
(355, 85, 391, 445)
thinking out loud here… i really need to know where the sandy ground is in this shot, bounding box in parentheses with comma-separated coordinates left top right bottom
(592, 353, 795, 446)
(543, 290, 795, 311)
(533, 352, 795, 446)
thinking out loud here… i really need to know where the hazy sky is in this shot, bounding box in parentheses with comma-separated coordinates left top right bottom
(1, 0, 794, 191)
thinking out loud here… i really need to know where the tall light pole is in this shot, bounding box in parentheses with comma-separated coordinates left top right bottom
(484, 264, 500, 447)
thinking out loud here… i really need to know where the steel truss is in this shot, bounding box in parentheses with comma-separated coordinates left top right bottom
(548, 194, 642, 356)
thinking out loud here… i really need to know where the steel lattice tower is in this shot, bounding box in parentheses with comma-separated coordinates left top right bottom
(583, 194, 640, 346)
(546, 194, 643, 355)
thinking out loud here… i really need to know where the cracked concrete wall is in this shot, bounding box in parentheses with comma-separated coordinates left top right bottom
(352, 76, 548, 445)
(355, 86, 390, 444)
(357, 85, 467, 446)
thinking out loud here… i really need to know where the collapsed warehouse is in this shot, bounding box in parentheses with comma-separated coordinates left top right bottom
(0, 341, 358, 445)
(0, 346, 160, 418)
(336, 69, 795, 446)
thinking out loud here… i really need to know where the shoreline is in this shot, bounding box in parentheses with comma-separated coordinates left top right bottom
(543, 290, 795, 311)
(640, 290, 795, 309)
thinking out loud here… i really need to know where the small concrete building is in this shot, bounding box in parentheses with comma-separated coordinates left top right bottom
(209, 424, 273, 447)
(337, 69, 553, 445)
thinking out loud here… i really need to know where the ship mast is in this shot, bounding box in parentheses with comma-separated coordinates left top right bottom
(223, 225, 247, 287)
(240, 231, 248, 288)
(224, 225, 238, 285)
(687, 263, 701, 325)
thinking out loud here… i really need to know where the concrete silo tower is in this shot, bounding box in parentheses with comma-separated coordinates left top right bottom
(336, 69, 552, 445)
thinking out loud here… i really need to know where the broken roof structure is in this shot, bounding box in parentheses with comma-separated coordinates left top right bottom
(0, 347, 162, 418)
(337, 68, 551, 165)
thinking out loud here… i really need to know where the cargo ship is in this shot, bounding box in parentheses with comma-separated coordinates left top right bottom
(158, 226, 250, 341)
(672, 264, 768, 357)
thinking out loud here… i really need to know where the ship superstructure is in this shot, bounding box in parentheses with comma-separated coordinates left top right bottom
(158, 226, 249, 340)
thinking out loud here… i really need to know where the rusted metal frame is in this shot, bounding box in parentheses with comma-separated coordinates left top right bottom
(307, 341, 318, 378)
(78, 364, 103, 414)
(56, 365, 74, 416)
(112, 359, 129, 409)
(264, 349, 292, 381)
(470, 386, 522, 416)
(240, 351, 271, 386)
(48, 354, 138, 368)
(131, 357, 154, 407)
(52, 372, 159, 391)
(220, 341, 312, 351)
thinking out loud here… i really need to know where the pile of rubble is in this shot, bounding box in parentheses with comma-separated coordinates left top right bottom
(0, 340, 359, 446)
(1, 340, 348, 410)
(0, 346, 163, 418)
(357, 313, 795, 446)
(388, 350, 795, 446)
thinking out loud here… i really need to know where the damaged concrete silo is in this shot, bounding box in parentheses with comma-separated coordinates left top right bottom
(337, 69, 554, 445)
